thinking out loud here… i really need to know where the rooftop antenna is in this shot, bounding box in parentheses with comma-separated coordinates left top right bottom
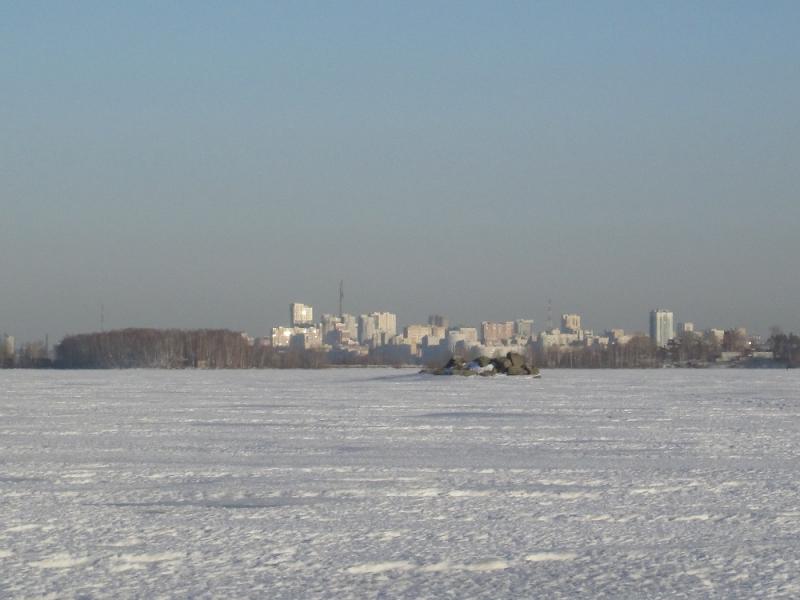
(339, 280, 344, 318)
(100, 303, 105, 332)
(546, 298, 553, 332)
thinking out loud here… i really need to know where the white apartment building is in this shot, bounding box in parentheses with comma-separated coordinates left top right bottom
(2, 335, 14, 357)
(649, 309, 675, 348)
(514, 319, 535, 339)
(358, 312, 397, 346)
(561, 314, 582, 334)
(290, 303, 314, 327)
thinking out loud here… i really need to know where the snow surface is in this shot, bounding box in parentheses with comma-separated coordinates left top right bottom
(1, 368, 799, 598)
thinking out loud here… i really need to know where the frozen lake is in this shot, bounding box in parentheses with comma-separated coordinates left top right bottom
(1, 368, 799, 598)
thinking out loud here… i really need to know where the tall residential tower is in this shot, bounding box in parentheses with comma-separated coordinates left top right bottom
(290, 303, 314, 327)
(649, 309, 675, 348)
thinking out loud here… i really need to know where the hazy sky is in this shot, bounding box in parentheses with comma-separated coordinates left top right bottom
(2, 1, 799, 342)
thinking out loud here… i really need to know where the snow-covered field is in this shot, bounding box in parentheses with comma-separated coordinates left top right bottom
(1, 368, 799, 598)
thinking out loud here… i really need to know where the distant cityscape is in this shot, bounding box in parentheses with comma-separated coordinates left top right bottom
(2, 299, 798, 369)
(254, 301, 779, 367)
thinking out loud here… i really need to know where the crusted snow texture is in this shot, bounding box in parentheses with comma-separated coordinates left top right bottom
(1, 369, 800, 598)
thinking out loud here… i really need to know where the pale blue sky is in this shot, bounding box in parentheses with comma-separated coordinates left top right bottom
(2, 1, 799, 342)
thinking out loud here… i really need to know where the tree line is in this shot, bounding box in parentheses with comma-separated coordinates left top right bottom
(54, 329, 327, 369)
(531, 336, 660, 368)
(769, 331, 800, 368)
(528, 329, 794, 369)
(3, 326, 797, 370)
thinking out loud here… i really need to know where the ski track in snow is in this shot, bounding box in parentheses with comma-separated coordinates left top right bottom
(1, 368, 800, 598)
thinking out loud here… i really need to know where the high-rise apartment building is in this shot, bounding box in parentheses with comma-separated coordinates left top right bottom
(404, 324, 433, 345)
(358, 312, 397, 346)
(321, 314, 357, 345)
(358, 314, 377, 345)
(374, 312, 397, 338)
(649, 309, 675, 348)
(481, 321, 514, 345)
(2, 335, 14, 358)
(514, 319, 535, 339)
(561, 314, 581, 334)
(320, 314, 340, 338)
(428, 315, 449, 329)
(290, 303, 314, 327)
(341, 314, 358, 341)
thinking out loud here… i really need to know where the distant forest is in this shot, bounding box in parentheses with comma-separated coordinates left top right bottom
(54, 329, 327, 369)
(531, 330, 800, 369)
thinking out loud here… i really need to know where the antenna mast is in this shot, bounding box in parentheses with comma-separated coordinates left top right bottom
(339, 280, 344, 318)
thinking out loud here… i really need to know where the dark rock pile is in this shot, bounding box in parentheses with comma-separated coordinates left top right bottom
(423, 352, 540, 377)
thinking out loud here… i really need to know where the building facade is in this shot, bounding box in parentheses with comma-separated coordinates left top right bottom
(561, 314, 582, 334)
(358, 314, 377, 345)
(514, 319, 535, 339)
(649, 309, 675, 348)
(428, 314, 449, 329)
(481, 321, 515, 345)
(290, 303, 314, 327)
(2, 335, 14, 358)
(357, 312, 397, 346)
(374, 312, 397, 339)
(404, 324, 433, 345)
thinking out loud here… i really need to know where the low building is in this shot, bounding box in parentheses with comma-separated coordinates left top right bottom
(292, 327, 321, 350)
(376, 342, 415, 364)
(272, 326, 321, 349)
(271, 326, 296, 348)
(717, 351, 743, 363)
(585, 336, 610, 348)
(537, 330, 580, 349)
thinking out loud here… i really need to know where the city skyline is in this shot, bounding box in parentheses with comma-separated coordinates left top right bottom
(6, 298, 774, 369)
(0, 290, 791, 346)
(266, 300, 753, 347)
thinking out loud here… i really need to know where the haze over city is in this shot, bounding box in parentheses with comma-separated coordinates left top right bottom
(3, 2, 799, 343)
